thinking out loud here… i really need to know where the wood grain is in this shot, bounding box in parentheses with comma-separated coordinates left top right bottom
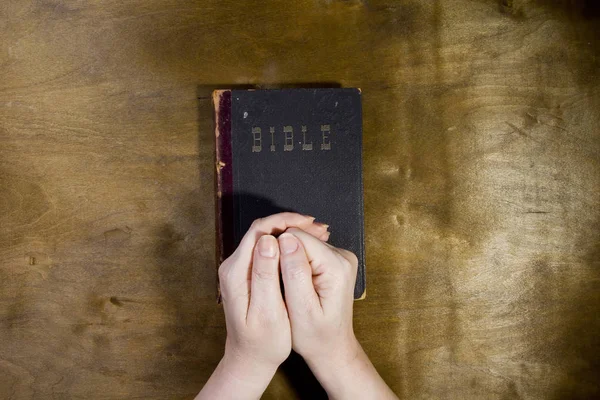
(1, 0, 599, 398)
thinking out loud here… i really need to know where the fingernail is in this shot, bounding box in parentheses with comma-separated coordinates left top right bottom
(279, 233, 299, 254)
(258, 235, 277, 258)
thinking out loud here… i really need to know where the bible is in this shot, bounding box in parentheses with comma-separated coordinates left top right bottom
(213, 88, 366, 299)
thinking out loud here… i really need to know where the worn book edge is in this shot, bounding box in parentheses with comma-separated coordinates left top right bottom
(213, 89, 233, 304)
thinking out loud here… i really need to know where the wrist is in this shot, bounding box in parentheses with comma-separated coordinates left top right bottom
(304, 333, 361, 369)
(196, 351, 278, 400)
(222, 349, 278, 386)
(304, 335, 361, 377)
(304, 337, 371, 397)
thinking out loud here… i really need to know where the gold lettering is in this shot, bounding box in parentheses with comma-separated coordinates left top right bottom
(302, 126, 313, 151)
(252, 127, 262, 152)
(320, 125, 331, 150)
(252, 124, 333, 153)
(284, 126, 294, 151)
(269, 127, 275, 152)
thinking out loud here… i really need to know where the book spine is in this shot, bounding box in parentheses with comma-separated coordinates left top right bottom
(213, 90, 233, 303)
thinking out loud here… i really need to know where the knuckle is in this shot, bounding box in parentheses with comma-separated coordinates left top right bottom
(346, 251, 359, 266)
(339, 250, 358, 269)
(218, 257, 236, 279)
(284, 263, 308, 281)
(218, 259, 239, 294)
(286, 227, 302, 235)
(250, 217, 264, 230)
(218, 264, 229, 282)
(252, 265, 278, 281)
(340, 257, 353, 270)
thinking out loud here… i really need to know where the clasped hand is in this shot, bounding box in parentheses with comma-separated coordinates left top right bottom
(197, 213, 397, 400)
(219, 212, 358, 378)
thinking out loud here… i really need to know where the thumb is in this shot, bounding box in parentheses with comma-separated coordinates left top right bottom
(278, 233, 320, 315)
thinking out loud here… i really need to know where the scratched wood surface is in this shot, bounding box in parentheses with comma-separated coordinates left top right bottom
(1, 0, 599, 399)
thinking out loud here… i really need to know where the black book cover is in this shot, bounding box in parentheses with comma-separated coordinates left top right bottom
(214, 88, 365, 299)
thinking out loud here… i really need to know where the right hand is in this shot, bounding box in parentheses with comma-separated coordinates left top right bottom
(278, 228, 399, 400)
(277, 228, 360, 367)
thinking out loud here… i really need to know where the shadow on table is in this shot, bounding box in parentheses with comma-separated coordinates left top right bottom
(281, 351, 328, 399)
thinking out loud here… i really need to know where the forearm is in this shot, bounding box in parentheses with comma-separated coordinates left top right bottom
(306, 339, 398, 400)
(195, 352, 277, 400)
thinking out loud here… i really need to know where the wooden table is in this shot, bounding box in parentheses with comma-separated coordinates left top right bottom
(1, 1, 599, 398)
